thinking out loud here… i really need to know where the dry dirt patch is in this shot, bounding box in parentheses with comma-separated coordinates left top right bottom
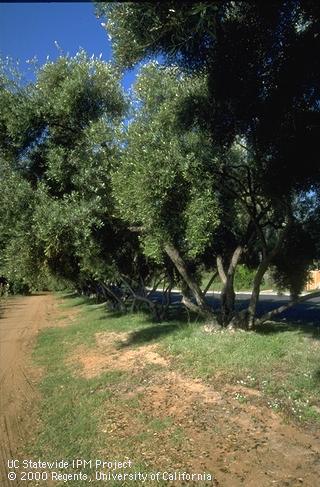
(4, 297, 319, 486)
(224, 384, 262, 397)
(69, 328, 320, 486)
(69, 331, 169, 378)
(138, 371, 222, 421)
(130, 376, 320, 486)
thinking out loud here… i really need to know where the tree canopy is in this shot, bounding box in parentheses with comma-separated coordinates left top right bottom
(1, 53, 133, 292)
(1, 3, 319, 329)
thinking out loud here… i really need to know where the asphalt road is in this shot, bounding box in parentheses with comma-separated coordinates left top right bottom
(152, 291, 320, 324)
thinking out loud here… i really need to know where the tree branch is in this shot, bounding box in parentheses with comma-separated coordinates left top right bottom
(256, 290, 320, 326)
(120, 275, 158, 311)
(164, 242, 206, 307)
(216, 255, 227, 284)
(227, 246, 243, 277)
(203, 271, 218, 295)
(181, 294, 212, 319)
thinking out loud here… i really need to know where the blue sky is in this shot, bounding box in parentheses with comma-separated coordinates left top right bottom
(0, 2, 138, 90)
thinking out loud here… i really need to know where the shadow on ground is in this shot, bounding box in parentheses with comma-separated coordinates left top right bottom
(60, 291, 320, 344)
(60, 292, 102, 307)
(118, 322, 190, 348)
(255, 320, 320, 340)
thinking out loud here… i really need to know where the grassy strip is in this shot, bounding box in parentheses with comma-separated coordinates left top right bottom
(160, 321, 320, 420)
(28, 293, 320, 486)
(28, 296, 175, 486)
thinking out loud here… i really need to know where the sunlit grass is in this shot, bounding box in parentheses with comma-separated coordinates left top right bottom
(28, 293, 320, 485)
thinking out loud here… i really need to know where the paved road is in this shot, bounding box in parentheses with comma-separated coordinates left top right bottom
(229, 293, 319, 324)
(152, 291, 320, 324)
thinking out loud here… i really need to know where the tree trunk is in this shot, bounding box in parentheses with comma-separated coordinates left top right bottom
(181, 294, 206, 317)
(221, 282, 236, 325)
(203, 271, 218, 295)
(164, 242, 212, 316)
(246, 217, 291, 329)
(120, 275, 161, 320)
(217, 246, 242, 326)
(246, 258, 269, 329)
(99, 282, 126, 312)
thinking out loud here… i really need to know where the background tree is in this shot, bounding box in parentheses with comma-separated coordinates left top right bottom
(0, 52, 137, 298)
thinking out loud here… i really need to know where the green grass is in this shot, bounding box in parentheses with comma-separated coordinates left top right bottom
(161, 322, 320, 420)
(27, 293, 320, 485)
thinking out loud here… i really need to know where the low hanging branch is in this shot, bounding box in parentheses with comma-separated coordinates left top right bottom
(158, 281, 173, 320)
(99, 281, 126, 311)
(256, 290, 320, 326)
(181, 294, 213, 319)
(120, 275, 160, 317)
(146, 273, 165, 298)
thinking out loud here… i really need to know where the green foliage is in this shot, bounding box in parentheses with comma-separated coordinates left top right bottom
(99, 2, 320, 193)
(100, 2, 320, 287)
(0, 162, 37, 291)
(96, 2, 220, 69)
(202, 265, 268, 292)
(0, 52, 132, 292)
(1, 5, 319, 329)
(113, 63, 220, 262)
(184, 187, 220, 258)
(234, 265, 255, 291)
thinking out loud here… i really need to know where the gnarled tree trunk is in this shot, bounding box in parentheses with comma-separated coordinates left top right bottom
(246, 258, 269, 329)
(246, 216, 292, 328)
(217, 246, 243, 326)
(164, 242, 215, 319)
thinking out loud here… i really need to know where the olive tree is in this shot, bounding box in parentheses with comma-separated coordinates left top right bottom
(0, 52, 138, 297)
(99, 1, 320, 328)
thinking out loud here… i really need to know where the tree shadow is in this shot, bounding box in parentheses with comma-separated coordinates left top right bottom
(254, 320, 320, 340)
(98, 309, 125, 320)
(314, 368, 320, 384)
(59, 292, 104, 307)
(118, 321, 190, 348)
(97, 301, 196, 322)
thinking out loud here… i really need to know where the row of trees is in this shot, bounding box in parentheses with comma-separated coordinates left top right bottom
(1, 2, 319, 329)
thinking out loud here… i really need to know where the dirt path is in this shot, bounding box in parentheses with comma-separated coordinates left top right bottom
(0, 294, 61, 486)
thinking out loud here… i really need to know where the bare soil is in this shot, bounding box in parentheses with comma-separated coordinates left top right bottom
(71, 331, 320, 487)
(0, 294, 78, 486)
